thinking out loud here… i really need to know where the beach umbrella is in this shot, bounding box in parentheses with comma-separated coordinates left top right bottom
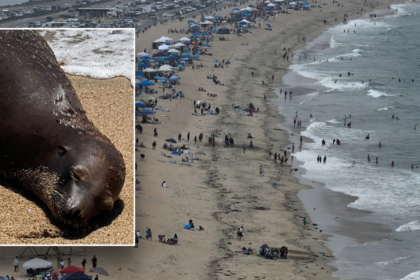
(136, 76, 146, 81)
(60, 266, 85, 274)
(22, 258, 52, 270)
(168, 49, 180, 53)
(142, 68, 157, 73)
(139, 109, 156, 115)
(191, 24, 200, 28)
(192, 32, 201, 36)
(141, 56, 152, 60)
(266, 23, 271, 28)
(214, 15, 222, 18)
(170, 75, 180, 80)
(154, 36, 173, 42)
(182, 54, 194, 58)
(202, 33, 210, 36)
(159, 45, 169, 50)
(138, 80, 155, 86)
(136, 51, 149, 57)
(264, 7, 271, 10)
(188, 20, 195, 23)
(164, 42, 172, 45)
(153, 52, 166, 57)
(179, 37, 191, 41)
(64, 272, 91, 280)
(200, 17, 206, 20)
(166, 56, 177, 61)
(289, 1, 297, 4)
(89, 267, 109, 277)
(171, 151, 181, 156)
(203, 43, 210, 46)
(138, 63, 149, 68)
(135, 71, 144, 76)
(165, 138, 177, 143)
(267, 3, 275, 6)
(157, 58, 166, 62)
(135, 102, 147, 107)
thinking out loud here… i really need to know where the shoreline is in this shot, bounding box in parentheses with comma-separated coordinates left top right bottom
(271, 0, 411, 277)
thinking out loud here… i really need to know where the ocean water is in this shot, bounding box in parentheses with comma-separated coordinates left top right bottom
(39, 30, 135, 85)
(274, 3, 420, 280)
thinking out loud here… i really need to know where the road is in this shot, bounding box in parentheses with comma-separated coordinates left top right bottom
(0, 0, 234, 28)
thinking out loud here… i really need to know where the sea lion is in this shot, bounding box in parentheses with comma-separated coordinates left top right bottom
(0, 30, 126, 228)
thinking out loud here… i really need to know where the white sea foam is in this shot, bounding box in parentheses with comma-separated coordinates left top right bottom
(40, 30, 134, 85)
(400, 271, 420, 280)
(396, 220, 420, 232)
(377, 106, 394, 111)
(330, 36, 338, 49)
(326, 119, 342, 124)
(367, 89, 391, 98)
(374, 256, 409, 267)
(320, 76, 367, 91)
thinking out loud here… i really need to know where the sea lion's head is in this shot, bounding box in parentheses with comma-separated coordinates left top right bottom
(55, 139, 126, 227)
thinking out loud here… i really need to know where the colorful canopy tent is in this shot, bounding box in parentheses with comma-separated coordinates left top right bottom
(60, 266, 85, 274)
(22, 258, 52, 270)
(138, 63, 149, 68)
(158, 45, 169, 50)
(177, 64, 185, 71)
(63, 272, 91, 280)
(179, 37, 191, 41)
(135, 71, 144, 76)
(154, 36, 173, 42)
(142, 68, 157, 73)
(136, 94, 155, 100)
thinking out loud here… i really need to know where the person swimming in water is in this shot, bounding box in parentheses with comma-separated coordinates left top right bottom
(379, 142, 382, 147)
(365, 134, 370, 139)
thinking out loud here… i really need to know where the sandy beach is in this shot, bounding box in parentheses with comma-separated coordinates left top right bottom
(0, 76, 134, 245)
(0, 0, 409, 278)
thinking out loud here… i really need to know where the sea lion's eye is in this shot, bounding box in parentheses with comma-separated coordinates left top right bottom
(58, 145, 67, 157)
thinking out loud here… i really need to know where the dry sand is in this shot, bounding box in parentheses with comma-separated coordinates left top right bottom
(0, 0, 408, 278)
(0, 76, 134, 245)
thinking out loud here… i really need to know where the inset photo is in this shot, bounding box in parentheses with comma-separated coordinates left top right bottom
(0, 29, 134, 245)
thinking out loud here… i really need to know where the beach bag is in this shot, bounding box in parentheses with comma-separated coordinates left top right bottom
(184, 223, 191, 229)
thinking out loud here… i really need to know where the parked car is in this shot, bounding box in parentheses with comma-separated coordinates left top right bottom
(163, 12, 175, 17)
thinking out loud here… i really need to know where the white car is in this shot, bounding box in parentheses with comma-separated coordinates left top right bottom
(106, 6, 112, 8)
(174, 4, 180, 8)
(163, 12, 175, 17)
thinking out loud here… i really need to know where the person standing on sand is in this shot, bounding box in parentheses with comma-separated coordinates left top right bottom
(300, 136, 303, 146)
(194, 136, 197, 144)
(292, 143, 295, 153)
(187, 132, 190, 142)
(269, 149, 273, 159)
(152, 141, 156, 150)
(264, 93, 267, 100)
(259, 165, 263, 176)
(95, 275, 99, 280)
(91, 255, 97, 268)
(274, 152, 277, 163)
(81, 259, 86, 269)
(135, 234, 139, 248)
(213, 138, 215, 147)
(303, 217, 307, 229)
(178, 133, 181, 141)
(277, 172, 281, 180)
(13, 256, 19, 272)
(237, 226, 244, 241)
(243, 143, 246, 153)
(67, 257, 71, 267)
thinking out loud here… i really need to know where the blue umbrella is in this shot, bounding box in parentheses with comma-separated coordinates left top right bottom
(170, 75, 180, 80)
(157, 77, 168, 80)
(138, 80, 155, 86)
(153, 52, 166, 57)
(191, 24, 200, 28)
(167, 56, 177, 61)
(138, 63, 149, 67)
(142, 56, 153, 59)
(202, 33, 210, 36)
(139, 109, 156, 115)
(192, 32, 201, 36)
(135, 71, 144, 76)
(182, 54, 194, 58)
(135, 102, 147, 107)
(264, 7, 271, 10)
(170, 151, 181, 155)
(153, 75, 163, 79)
(164, 42, 172, 45)
(203, 43, 210, 46)
(165, 138, 177, 143)
(266, 23, 271, 28)
(213, 60, 219, 62)
(214, 15, 222, 18)
(188, 20, 195, 23)
(201, 17, 206, 20)
(157, 58, 166, 62)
